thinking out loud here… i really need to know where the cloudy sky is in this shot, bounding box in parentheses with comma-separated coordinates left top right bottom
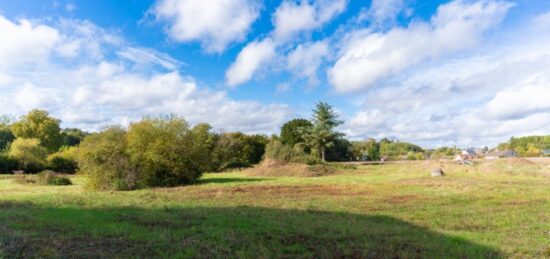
(0, 0, 549, 148)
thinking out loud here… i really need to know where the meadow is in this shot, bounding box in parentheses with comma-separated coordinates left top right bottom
(1, 158, 549, 258)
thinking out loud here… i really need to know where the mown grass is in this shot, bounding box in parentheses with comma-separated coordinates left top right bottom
(1, 159, 549, 258)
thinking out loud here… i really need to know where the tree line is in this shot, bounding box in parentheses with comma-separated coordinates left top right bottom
(497, 136, 550, 156)
(3, 103, 547, 190)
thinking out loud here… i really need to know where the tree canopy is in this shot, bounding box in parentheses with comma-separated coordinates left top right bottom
(11, 109, 63, 153)
(280, 119, 312, 147)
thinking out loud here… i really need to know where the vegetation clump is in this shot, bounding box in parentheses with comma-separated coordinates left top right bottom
(36, 170, 72, 185)
(47, 147, 78, 173)
(76, 126, 135, 190)
(76, 115, 270, 190)
(498, 136, 550, 156)
(126, 116, 213, 188)
(8, 138, 48, 173)
(14, 170, 72, 186)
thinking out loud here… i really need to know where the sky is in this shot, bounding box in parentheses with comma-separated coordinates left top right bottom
(0, 0, 549, 148)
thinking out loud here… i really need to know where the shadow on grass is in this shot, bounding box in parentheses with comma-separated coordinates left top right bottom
(0, 201, 503, 258)
(197, 177, 266, 185)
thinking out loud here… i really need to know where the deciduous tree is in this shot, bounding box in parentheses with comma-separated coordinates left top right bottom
(11, 109, 62, 152)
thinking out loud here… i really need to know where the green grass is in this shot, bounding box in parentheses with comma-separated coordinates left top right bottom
(1, 160, 550, 258)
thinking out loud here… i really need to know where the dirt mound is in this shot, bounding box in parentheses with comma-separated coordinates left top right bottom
(246, 159, 337, 177)
(497, 157, 535, 165)
(490, 157, 535, 166)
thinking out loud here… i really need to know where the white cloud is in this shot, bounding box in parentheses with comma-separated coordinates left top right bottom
(328, 0, 512, 93)
(14, 83, 53, 111)
(0, 15, 292, 134)
(276, 82, 291, 93)
(0, 16, 60, 67)
(117, 47, 183, 70)
(534, 11, 550, 32)
(65, 3, 77, 12)
(287, 41, 328, 86)
(342, 34, 550, 147)
(225, 38, 276, 87)
(152, 0, 261, 53)
(225, 0, 347, 87)
(273, 0, 347, 41)
(272, 1, 316, 41)
(486, 74, 550, 120)
(360, 0, 406, 25)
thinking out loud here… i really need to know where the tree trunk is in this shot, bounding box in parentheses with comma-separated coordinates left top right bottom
(321, 147, 325, 162)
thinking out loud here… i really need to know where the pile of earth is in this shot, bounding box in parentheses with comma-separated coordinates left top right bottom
(245, 159, 337, 177)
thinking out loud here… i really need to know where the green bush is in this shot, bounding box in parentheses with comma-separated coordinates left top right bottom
(0, 153, 18, 173)
(265, 140, 319, 164)
(210, 132, 268, 171)
(47, 147, 78, 173)
(8, 138, 47, 173)
(381, 141, 424, 160)
(36, 170, 72, 185)
(49, 176, 72, 186)
(0, 128, 14, 151)
(126, 116, 215, 187)
(76, 126, 135, 191)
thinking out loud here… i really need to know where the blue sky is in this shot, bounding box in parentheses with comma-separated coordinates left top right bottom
(0, 0, 549, 148)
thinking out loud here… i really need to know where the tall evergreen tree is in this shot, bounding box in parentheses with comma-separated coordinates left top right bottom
(303, 102, 344, 162)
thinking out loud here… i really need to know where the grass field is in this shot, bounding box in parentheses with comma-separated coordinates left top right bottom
(1, 159, 550, 258)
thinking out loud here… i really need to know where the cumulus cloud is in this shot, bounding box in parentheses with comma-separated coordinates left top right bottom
(0, 16, 60, 67)
(272, 0, 346, 41)
(151, 0, 261, 53)
(328, 0, 512, 93)
(286, 41, 329, 86)
(358, 0, 407, 26)
(486, 74, 550, 120)
(342, 33, 550, 147)
(534, 10, 550, 32)
(225, 38, 276, 87)
(0, 15, 292, 133)
(226, 0, 346, 87)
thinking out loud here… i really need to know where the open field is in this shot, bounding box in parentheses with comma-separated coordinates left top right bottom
(1, 159, 550, 258)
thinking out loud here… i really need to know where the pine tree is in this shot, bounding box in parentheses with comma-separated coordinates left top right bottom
(303, 102, 344, 162)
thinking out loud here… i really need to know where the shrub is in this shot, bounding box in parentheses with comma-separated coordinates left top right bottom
(36, 170, 72, 185)
(126, 116, 213, 187)
(77, 117, 221, 191)
(76, 126, 136, 191)
(0, 153, 18, 173)
(380, 141, 424, 160)
(47, 147, 78, 173)
(8, 138, 47, 173)
(210, 132, 268, 171)
(49, 176, 72, 186)
(265, 140, 294, 163)
(406, 151, 416, 160)
(0, 128, 14, 151)
(265, 140, 319, 164)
